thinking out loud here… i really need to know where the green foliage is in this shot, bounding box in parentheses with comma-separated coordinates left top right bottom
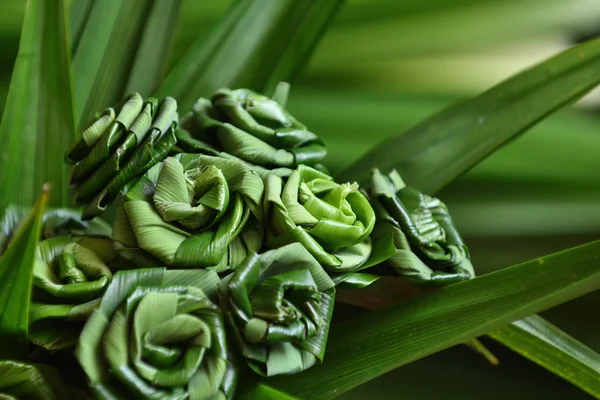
(490, 315, 600, 398)
(338, 36, 600, 192)
(72, 0, 181, 128)
(156, 0, 344, 111)
(0, 0, 73, 209)
(0, 1, 598, 399)
(0, 186, 49, 359)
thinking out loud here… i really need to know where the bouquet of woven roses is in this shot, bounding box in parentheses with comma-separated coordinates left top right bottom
(0, 84, 473, 400)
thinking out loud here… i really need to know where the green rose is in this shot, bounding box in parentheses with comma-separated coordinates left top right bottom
(113, 154, 264, 271)
(29, 235, 115, 350)
(0, 206, 111, 256)
(368, 169, 475, 286)
(0, 360, 91, 400)
(264, 165, 376, 275)
(183, 83, 327, 178)
(76, 268, 237, 399)
(65, 94, 178, 220)
(218, 243, 336, 376)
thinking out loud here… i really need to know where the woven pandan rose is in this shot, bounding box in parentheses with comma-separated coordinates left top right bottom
(0, 206, 111, 256)
(183, 83, 327, 178)
(29, 235, 115, 350)
(218, 243, 335, 376)
(113, 154, 264, 271)
(368, 169, 475, 286)
(0, 361, 91, 399)
(264, 164, 376, 276)
(76, 268, 237, 399)
(65, 94, 178, 219)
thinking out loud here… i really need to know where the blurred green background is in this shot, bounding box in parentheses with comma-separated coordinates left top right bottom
(3, 0, 600, 398)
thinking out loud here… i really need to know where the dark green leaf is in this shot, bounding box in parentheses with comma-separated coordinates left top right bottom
(0, 185, 49, 359)
(265, 240, 600, 398)
(124, 0, 182, 97)
(0, 0, 74, 209)
(337, 37, 600, 192)
(156, 0, 344, 111)
(72, 0, 181, 128)
(490, 315, 600, 398)
(336, 276, 600, 398)
(238, 382, 300, 400)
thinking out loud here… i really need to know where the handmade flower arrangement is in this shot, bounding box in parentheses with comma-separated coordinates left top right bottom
(0, 85, 473, 399)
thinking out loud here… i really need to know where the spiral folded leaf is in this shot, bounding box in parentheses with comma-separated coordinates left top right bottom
(184, 83, 327, 177)
(113, 154, 264, 271)
(369, 169, 475, 286)
(29, 235, 116, 350)
(76, 268, 237, 400)
(264, 165, 376, 276)
(0, 360, 91, 400)
(0, 206, 112, 257)
(218, 243, 336, 377)
(66, 94, 178, 220)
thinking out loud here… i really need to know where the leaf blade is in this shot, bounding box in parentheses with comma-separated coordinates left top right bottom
(490, 315, 600, 398)
(0, 185, 49, 359)
(337, 37, 600, 192)
(156, 0, 344, 111)
(0, 0, 74, 209)
(72, 0, 181, 128)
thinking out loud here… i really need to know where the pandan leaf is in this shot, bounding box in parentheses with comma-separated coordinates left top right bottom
(0, 185, 49, 359)
(338, 36, 600, 193)
(156, 0, 344, 111)
(0, 0, 74, 209)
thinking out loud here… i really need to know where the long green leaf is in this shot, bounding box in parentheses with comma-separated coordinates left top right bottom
(489, 315, 600, 398)
(265, 240, 600, 398)
(336, 276, 600, 398)
(0, 0, 74, 209)
(72, 0, 181, 128)
(337, 36, 600, 192)
(156, 0, 344, 111)
(0, 185, 49, 359)
(238, 382, 300, 400)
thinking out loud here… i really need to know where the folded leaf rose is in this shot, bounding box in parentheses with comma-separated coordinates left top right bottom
(0, 206, 111, 256)
(65, 93, 178, 220)
(182, 83, 327, 177)
(368, 169, 475, 286)
(218, 243, 336, 377)
(113, 154, 264, 271)
(29, 235, 115, 350)
(264, 165, 376, 276)
(0, 360, 91, 400)
(76, 268, 237, 400)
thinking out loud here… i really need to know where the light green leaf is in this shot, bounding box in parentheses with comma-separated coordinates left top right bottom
(337, 36, 600, 192)
(72, 0, 181, 128)
(0, 185, 49, 359)
(0, 0, 74, 209)
(156, 0, 344, 111)
(115, 155, 264, 271)
(237, 382, 300, 400)
(265, 240, 600, 398)
(490, 315, 600, 398)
